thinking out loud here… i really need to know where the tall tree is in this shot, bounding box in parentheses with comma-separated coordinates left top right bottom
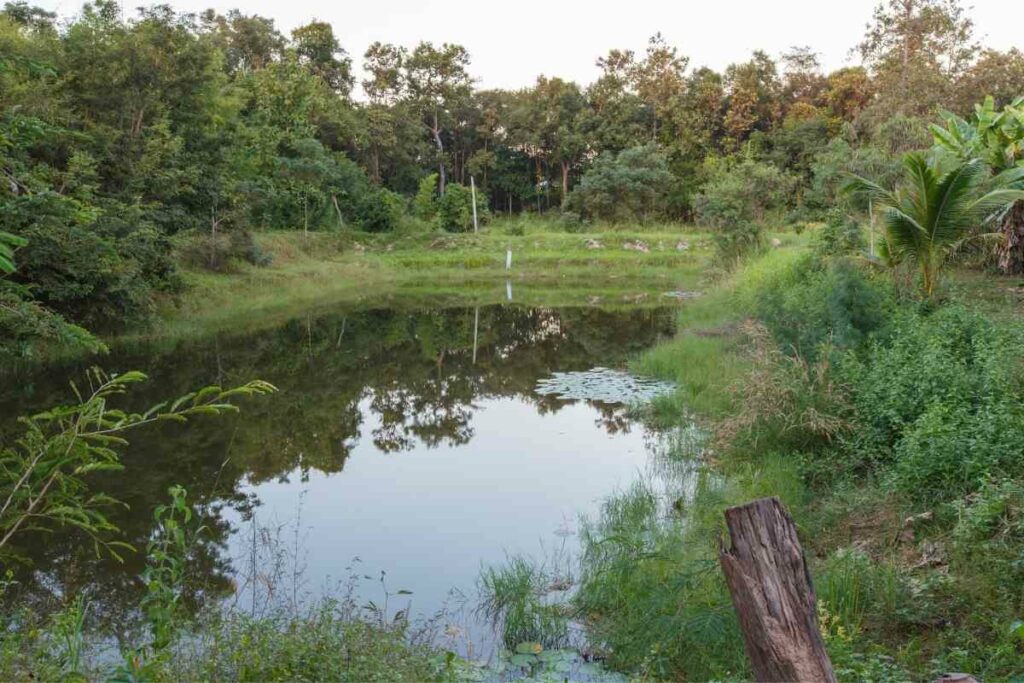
(404, 42, 473, 194)
(858, 0, 978, 118)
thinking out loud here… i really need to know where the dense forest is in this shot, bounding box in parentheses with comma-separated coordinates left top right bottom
(2, 0, 1023, 356)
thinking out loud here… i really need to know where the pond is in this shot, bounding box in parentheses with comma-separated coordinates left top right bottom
(0, 301, 680, 656)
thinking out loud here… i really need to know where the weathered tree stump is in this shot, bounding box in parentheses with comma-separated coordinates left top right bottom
(719, 497, 836, 683)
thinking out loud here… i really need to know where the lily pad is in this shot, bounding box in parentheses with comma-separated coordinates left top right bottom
(535, 367, 675, 404)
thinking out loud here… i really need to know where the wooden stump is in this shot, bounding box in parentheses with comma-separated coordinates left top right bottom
(719, 497, 836, 683)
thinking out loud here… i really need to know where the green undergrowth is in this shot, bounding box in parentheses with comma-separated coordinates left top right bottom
(573, 234, 1024, 681)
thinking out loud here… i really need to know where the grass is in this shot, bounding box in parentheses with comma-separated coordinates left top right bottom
(135, 224, 715, 344)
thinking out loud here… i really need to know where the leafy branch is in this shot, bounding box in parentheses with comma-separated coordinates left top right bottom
(0, 368, 276, 560)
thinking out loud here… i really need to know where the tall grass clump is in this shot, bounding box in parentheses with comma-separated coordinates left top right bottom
(477, 555, 570, 650)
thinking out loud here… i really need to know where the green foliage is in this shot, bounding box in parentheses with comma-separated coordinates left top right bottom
(172, 604, 455, 682)
(0, 283, 104, 360)
(412, 173, 439, 221)
(564, 144, 673, 223)
(574, 479, 747, 680)
(844, 153, 1024, 299)
(753, 255, 893, 361)
(0, 230, 26, 274)
(815, 210, 866, 257)
(839, 306, 1024, 499)
(477, 555, 569, 650)
(695, 156, 797, 264)
(435, 182, 485, 233)
(0, 368, 276, 561)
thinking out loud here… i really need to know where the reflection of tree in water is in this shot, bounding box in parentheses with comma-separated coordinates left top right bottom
(0, 303, 676, 638)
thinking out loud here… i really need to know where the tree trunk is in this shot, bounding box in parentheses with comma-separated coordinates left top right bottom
(997, 199, 1024, 275)
(718, 497, 836, 683)
(560, 160, 569, 199)
(432, 109, 446, 195)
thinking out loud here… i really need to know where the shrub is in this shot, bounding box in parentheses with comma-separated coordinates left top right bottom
(355, 188, 405, 233)
(815, 210, 865, 257)
(838, 307, 1024, 499)
(563, 144, 673, 223)
(695, 157, 797, 265)
(177, 230, 272, 272)
(412, 173, 439, 222)
(753, 255, 893, 361)
(716, 321, 851, 454)
(435, 183, 487, 233)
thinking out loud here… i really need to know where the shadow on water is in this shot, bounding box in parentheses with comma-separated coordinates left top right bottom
(0, 302, 679, 652)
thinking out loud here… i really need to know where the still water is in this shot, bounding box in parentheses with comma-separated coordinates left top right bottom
(0, 302, 678, 653)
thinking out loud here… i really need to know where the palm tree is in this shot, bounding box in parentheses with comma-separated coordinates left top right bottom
(844, 153, 1024, 300)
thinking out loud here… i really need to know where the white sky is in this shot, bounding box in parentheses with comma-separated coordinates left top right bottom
(35, 0, 1024, 92)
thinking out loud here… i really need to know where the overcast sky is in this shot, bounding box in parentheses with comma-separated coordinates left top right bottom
(35, 0, 1024, 92)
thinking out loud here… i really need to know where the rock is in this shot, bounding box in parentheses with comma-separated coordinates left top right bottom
(770, 238, 783, 248)
(676, 241, 690, 251)
(587, 295, 602, 305)
(895, 510, 934, 545)
(934, 674, 979, 683)
(623, 240, 650, 253)
(352, 242, 365, 254)
(584, 238, 603, 250)
(663, 290, 703, 300)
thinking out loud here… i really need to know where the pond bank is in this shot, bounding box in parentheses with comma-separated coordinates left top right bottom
(143, 227, 716, 343)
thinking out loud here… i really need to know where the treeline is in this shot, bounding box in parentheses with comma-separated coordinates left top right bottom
(1, 0, 1022, 355)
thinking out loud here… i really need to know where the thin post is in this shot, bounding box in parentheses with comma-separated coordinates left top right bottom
(472, 306, 479, 364)
(718, 497, 836, 683)
(471, 175, 479, 233)
(868, 199, 875, 259)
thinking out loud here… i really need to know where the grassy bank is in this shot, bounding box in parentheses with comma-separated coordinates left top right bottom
(143, 224, 717, 342)
(568, 237, 1024, 680)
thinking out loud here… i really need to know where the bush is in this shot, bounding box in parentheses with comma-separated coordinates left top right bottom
(563, 144, 673, 223)
(435, 183, 487, 233)
(695, 157, 797, 265)
(695, 157, 798, 229)
(0, 283, 105, 360)
(753, 255, 893, 361)
(355, 188, 405, 233)
(412, 173, 439, 222)
(815, 210, 865, 257)
(177, 230, 273, 272)
(838, 306, 1024, 499)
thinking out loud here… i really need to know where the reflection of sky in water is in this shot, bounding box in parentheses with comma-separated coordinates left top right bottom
(226, 396, 653, 656)
(0, 303, 682, 656)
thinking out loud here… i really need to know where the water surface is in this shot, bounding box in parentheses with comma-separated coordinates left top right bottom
(0, 302, 678, 652)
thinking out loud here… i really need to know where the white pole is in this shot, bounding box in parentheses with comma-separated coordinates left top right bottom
(470, 175, 479, 233)
(505, 248, 512, 270)
(472, 306, 479, 365)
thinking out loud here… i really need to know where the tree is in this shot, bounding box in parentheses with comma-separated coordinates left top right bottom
(509, 77, 586, 199)
(405, 42, 473, 195)
(845, 154, 1024, 299)
(723, 51, 782, 147)
(199, 9, 284, 74)
(564, 144, 673, 222)
(858, 0, 978, 119)
(631, 33, 688, 139)
(932, 96, 1024, 272)
(292, 20, 353, 95)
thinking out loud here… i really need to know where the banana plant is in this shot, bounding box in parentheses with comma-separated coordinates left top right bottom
(931, 96, 1024, 273)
